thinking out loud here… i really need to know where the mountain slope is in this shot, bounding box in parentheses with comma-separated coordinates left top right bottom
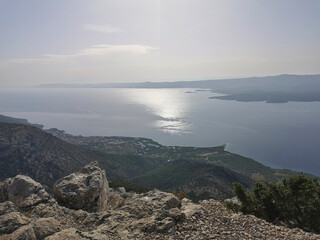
(0, 122, 87, 188)
(134, 159, 253, 201)
(0, 122, 254, 200)
(47, 128, 318, 183)
(1, 121, 317, 201)
(0, 123, 159, 189)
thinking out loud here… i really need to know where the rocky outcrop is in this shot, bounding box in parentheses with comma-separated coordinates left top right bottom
(0, 201, 16, 215)
(0, 201, 30, 235)
(52, 161, 109, 212)
(0, 165, 319, 240)
(180, 198, 203, 218)
(0, 217, 61, 240)
(0, 211, 29, 234)
(0, 175, 50, 209)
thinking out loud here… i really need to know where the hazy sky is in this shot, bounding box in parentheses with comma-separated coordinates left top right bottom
(1, 0, 320, 86)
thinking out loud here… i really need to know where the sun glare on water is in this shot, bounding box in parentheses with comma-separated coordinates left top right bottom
(125, 88, 193, 134)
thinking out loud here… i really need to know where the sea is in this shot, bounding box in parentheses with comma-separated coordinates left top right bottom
(1, 87, 320, 176)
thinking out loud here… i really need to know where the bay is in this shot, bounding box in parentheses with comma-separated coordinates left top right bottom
(1, 87, 319, 176)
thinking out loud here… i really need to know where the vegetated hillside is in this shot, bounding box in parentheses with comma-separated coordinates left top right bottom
(0, 122, 86, 188)
(208, 153, 282, 182)
(108, 178, 150, 193)
(0, 123, 159, 190)
(208, 153, 318, 182)
(1, 120, 317, 201)
(48, 128, 318, 183)
(0, 122, 253, 200)
(93, 151, 162, 179)
(134, 159, 254, 201)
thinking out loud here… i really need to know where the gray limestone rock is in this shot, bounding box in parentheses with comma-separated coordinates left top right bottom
(169, 207, 186, 222)
(164, 196, 181, 210)
(0, 201, 16, 215)
(157, 217, 175, 233)
(52, 162, 109, 212)
(108, 193, 124, 210)
(44, 228, 110, 240)
(0, 211, 29, 234)
(0, 175, 50, 209)
(0, 217, 60, 240)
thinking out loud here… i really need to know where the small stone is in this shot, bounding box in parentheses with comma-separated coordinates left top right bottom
(164, 196, 181, 210)
(33, 218, 61, 239)
(115, 187, 126, 194)
(157, 217, 175, 233)
(108, 193, 124, 210)
(169, 208, 186, 222)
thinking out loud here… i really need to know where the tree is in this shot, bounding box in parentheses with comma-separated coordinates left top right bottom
(228, 176, 320, 233)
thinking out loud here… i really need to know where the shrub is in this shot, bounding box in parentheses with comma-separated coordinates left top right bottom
(229, 175, 320, 233)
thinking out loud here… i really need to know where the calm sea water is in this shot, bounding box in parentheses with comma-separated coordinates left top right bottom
(1, 87, 320, 176)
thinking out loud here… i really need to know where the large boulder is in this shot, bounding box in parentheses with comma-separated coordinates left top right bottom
(0, 175, 50, 209)
(52, 162, 109, 212)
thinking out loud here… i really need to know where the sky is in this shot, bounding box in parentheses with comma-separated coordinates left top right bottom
(0, 0, 320, 86)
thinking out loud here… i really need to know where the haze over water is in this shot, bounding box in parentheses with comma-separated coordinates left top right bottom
(1, 87, 320, 176)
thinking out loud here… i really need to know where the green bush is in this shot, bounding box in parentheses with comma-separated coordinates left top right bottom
(229, 175, 320, 233)
(109, 178, 150, 193)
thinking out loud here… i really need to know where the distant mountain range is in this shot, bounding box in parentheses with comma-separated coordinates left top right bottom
(1, 114, 318, 201)
(38, 74, 320, 103)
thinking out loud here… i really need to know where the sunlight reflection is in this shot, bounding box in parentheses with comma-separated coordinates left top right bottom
(125, 89, 192, 134)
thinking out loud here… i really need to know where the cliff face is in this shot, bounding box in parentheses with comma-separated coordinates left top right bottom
(0, 163, 318, 240)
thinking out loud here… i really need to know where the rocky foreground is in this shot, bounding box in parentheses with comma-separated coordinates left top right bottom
(0, 162, 319, 240)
